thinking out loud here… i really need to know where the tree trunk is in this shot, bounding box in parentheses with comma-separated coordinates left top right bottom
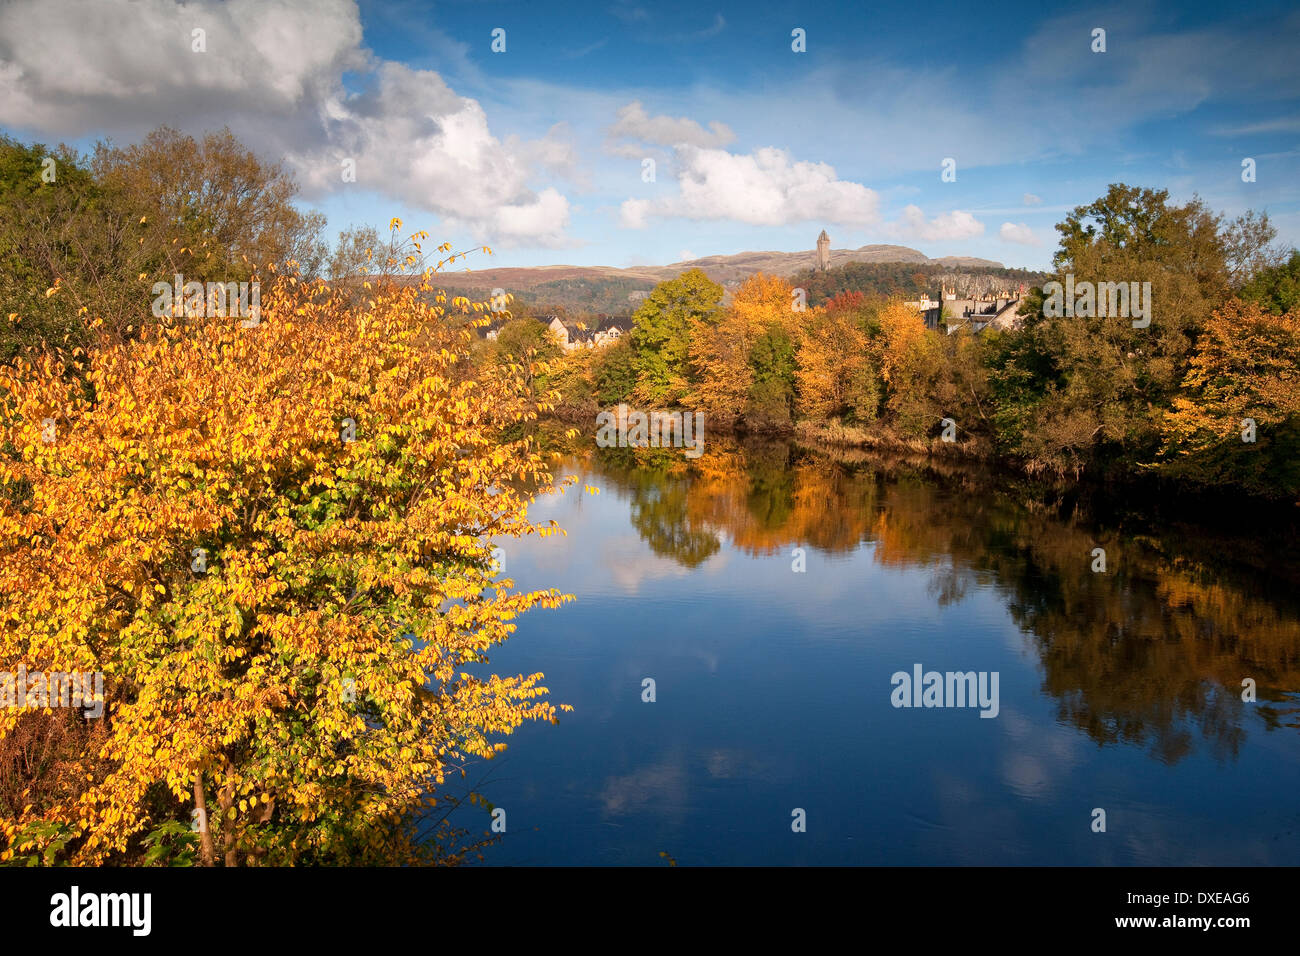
(193, 776, 215, 866)
(218, 766, 238, 867)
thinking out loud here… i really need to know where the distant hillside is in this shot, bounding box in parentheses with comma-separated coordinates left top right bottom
(420, 243, 1018, 315)
(649, 244, 1005, 285)
(789, 261, 1052, 306)
(420, 272, 658, 316)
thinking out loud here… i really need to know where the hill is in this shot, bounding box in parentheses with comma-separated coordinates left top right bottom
(789, 260, 1051, 306)
(422, 243, 1020, 315)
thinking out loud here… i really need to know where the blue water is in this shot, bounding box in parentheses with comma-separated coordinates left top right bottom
(461, 444, 1300, 865)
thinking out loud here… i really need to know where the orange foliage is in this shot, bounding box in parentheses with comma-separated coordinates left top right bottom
(0, 240, 574, 864)
(690, 273, 797, 417)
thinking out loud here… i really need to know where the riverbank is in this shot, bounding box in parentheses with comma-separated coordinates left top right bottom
(550, 400, 1300, 512)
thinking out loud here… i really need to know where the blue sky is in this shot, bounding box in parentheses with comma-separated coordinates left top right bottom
(1, 0, 1297, 271)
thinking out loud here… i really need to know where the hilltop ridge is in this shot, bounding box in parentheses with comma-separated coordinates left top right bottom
(435, 243, 1005, 291)
(426, 243, 1011, 313)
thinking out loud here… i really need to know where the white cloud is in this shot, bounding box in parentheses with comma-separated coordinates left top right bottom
(608, 100, 735, 148)
(1209, 116, 1300, 136)
(610, 2, 651, 25)
(0, 0, 571, 245)
(1023, 193, 1042, 206)
(287, 62, 571, 244)
(890, 205, 984, 241)
(622, 144, 880, 228)
(0, 0, 364, 132)
(562, 37, 609, 60)
(999, 222, 1041, 246)
(512, 122, 583, 181)
(619, 198, 652, 229)
(484, 187, 571, 244)
(671, 13, 726, 42)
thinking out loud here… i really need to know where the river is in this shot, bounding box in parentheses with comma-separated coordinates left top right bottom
(468, 439, 1300, 865)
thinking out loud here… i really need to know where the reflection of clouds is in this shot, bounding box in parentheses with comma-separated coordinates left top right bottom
(707, 749, 764, 780)
(705, 750, 739, 778)
(1117, 805, 1300, 865)
(599, 756, 688, 816)
(597, 749, 769, 820)
(1002, 753, 1052, 799)
(518, 468, 737, 596)
(1001, 709, 1033, 739)
(603, 535, 696, 595)
(998, 706, 1082, 800)
(926, 767, 1026, 864)
(926, 561, 971, 607)
(689, 648, 720, 674)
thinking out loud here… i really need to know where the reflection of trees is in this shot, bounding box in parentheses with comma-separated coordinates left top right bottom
(590, 447, 721, 568)
(871, 478, 1300, 761)
(586, 438, 1300, 762)
(631, 477, 721, 568)
(684, 443, 879, 555)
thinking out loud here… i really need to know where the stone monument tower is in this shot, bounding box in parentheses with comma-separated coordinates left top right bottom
(816, 230, 830, 271)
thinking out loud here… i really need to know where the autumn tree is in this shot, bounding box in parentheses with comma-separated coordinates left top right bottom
(874, 299, 927, 393)
(92, 126, 327, 283)
(691, 273, 798, 428)
(987, 184, 1276, 475)
(794, 298, 878, 423)
(1157, 298, 1300, 500)
(0, 228, 573, 865)
(1, 127, 328, 354)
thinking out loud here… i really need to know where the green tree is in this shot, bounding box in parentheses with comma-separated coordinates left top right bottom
(1240, 249, 1300, 314)
(628, 269, 722, 405)
(747, 323, 797, 428)
(593, 336, 638, 405)
(0, 137, 102, 360)
(491, 318, 561, 391)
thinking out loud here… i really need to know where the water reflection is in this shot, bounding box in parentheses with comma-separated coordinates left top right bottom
(476, 437, 1300, 864)
(590, 439, 1300, 765)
